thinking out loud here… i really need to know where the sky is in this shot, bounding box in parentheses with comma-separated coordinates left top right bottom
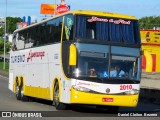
(0, 0, 160, 22)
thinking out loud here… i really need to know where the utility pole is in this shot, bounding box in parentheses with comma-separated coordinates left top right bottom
(3, 0, 7, 70)
(54, 0, 57, 16)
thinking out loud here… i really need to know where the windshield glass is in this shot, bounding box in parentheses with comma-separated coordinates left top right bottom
(72, 44, 141, 82)
(75, 56, 109, 78)
(76, 15, 140, 44)
(109, 55, 139, 80)
(74, 55, 140, 81)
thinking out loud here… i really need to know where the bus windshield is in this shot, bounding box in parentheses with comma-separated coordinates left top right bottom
(76, 15, 140, 45)
(71, 44, 141, 82)
(73, 54, 140, 81)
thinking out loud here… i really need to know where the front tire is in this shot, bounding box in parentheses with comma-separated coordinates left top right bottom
(20, 85, 29, 101)
(15, 84, 28, 101)
(16, 85, 21, 100)
(53, 82, 66, 110)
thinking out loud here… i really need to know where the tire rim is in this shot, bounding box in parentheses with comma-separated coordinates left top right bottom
(21, 86, 24, 98)
(16, 86, 19, 96)
(54, 83, 60, 106)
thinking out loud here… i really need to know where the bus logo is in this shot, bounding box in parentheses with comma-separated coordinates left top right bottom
(106, 88, 110, 93)
(87, 17, 108, 22)
(27, 50, 45, 62)
(87, 17, 131, 25)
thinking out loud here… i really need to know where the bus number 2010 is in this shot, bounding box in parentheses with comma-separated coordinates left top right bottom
(120, 85, 132, 90)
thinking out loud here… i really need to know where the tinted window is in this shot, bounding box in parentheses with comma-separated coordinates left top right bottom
(16, 31, 25, 49)
(63, 14, 74, 41)
(46, 17, 62, 43)
(12, 33, 17, 51)
(14, 16, 63, 50)
(76, 15, 140, 45)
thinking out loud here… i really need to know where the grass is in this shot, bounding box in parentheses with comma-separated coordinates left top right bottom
(0, 62, 9, 72)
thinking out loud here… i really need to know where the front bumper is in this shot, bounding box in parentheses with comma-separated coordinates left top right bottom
(70, 88, 139, 107)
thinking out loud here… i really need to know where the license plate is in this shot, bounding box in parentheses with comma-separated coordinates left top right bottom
(102, 98, 113, 102)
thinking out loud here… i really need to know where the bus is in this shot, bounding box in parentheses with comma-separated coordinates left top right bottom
(9, 10, 141, 111)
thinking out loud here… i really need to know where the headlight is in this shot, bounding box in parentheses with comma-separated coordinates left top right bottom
(72, 86, 91, 92)
(125, 89, 139, 95)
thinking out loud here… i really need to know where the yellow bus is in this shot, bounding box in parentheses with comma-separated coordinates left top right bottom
(9, 10, 141, 112)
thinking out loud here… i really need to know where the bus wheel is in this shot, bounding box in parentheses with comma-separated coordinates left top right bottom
(16, 85, 21, 100)
(20, 85, 29, 101)
(53, 82, 66, 110)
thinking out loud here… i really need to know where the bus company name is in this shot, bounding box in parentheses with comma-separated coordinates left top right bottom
(77, 82, 99, 87)
(109, 19, 131, 25)
(87, 17, 108, 22)
(27, 50, 45, 62)
(11, 55, 25, 63)
(87, 16, 131, 25)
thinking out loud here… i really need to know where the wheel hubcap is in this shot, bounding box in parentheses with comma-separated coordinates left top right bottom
(21, 87, 24, 97)
(16, 86, 19, 95)
(54, 84, 59, 105)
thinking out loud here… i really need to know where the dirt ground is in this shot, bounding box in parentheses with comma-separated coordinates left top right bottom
(141, 71, 160, 80)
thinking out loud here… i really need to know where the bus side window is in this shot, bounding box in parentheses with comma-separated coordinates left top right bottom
(34, 26, 40, 46)
(86, 29, 95, 39)
(46, 17, 62, 44)
(12, 33, 17, 51)
(63, 14, 74, 41)
(17, 31, 27, 50)
(86, 18, 96, 40)
(25, 30, 31, 48)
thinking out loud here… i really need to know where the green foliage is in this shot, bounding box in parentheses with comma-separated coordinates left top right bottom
(139, 16, 160, 29)
(0, 37, 11, 54)
(6, 17, 21, 34)
(0, 28, 4, 36)
(0, 62, 9, 71)
(0, 17, 21, 36)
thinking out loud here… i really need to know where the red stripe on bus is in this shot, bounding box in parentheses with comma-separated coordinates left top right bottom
(151, 54, 156, 72)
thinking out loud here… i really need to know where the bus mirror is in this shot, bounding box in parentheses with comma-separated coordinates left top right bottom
(69, 44, 77, 66)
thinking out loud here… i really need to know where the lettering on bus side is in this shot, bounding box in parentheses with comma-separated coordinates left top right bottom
(54, 53, 59, 60)
(87, 17, 131, 25)
(11, 55, 25, 63)
(27, 50, 45, 62)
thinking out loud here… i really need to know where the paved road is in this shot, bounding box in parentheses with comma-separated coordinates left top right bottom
(0, 76, 160, 119)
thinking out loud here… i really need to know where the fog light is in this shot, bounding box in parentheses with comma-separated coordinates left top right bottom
(75, 95, 78, 99)
(133, 99, 137, 103)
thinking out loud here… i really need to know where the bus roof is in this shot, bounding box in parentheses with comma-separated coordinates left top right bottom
(72, 10, 137, 20)
(14, 10, 137, 33)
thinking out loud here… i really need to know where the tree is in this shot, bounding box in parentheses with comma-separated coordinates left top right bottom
(0, 37, 11, 54)
(6, 17, 21, 34)
(0, 28, 4, 36)
(139, 16, 160, 29)
(0, 17, 21, 36)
